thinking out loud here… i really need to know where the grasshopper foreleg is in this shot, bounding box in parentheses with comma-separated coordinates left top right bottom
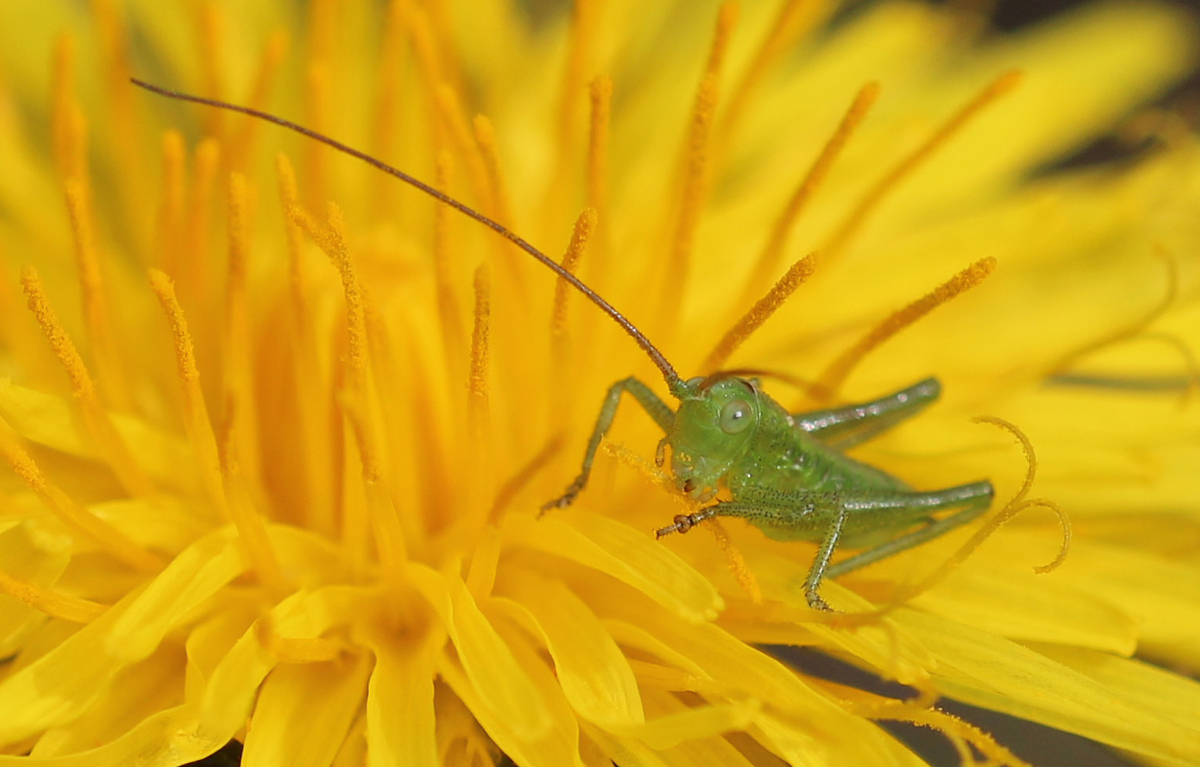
(542, 377, 674, 513)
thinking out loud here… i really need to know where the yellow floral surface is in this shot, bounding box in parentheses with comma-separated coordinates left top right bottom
(0, 1, 1197, 765)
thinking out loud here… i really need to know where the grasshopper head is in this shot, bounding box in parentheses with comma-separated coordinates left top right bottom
(669, 375, 761, 500)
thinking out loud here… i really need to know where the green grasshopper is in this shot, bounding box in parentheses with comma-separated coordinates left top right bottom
(132, 79, 995, 611)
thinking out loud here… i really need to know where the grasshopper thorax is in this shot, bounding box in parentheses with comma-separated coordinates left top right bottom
(668, 375, 763, 501)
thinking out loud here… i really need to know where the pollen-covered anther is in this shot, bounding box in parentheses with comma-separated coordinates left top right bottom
(20, 266, 153, 496)
(704, 249, 819, 371)
(824, 70, 1022, 260)
(0, 429, 163, 572)
(817, 256, 996, 396)
(739, 81, 879, 304)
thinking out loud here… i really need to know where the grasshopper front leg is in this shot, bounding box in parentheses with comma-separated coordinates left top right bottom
(657, 481, 993, 610)
(543, 377, 674, 512)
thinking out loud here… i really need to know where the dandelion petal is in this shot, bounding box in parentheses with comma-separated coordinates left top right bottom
(0, 532, 243, 742)
(407, 564, 552, 740)
(364, 639, 437, 767)
(242, 652, 372, 767)
(511, 512, 723, 623)
(496, 571, 644, 729)
(898, 609, 1200, 764)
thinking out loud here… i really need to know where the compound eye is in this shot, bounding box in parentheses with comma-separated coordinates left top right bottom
(719, 399, 753, 434)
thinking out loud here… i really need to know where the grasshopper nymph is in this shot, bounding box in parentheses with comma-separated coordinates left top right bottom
(133, 79, 994, 611)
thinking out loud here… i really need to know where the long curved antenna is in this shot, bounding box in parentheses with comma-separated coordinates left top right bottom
(130, 78, 684, 393)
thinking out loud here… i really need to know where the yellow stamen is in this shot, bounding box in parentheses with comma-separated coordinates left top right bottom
(304, 0, 336, 63)
(223, 173, 260, 480)
(342, 394, 408, 576)
(91, 0, 129, 103)
(703, 518, 762, 604)
(574, 76, 613, 355)
(601, 440, 673, 496)
(372, 0, 409, 213)
(704, 251, 818, 372)
(288, 202, 369, 392)
(406, 6, 447, 96)
(149, 268, 230, 521)
(817, 257, 996, 395)
(824, 71, 1022, 259)
(557, 0, 598, 144)
(20, 267, 153, 497)
(0, 257, 44, 381)
(433, 151, 467, 364)
(225, 173, 249, 326)
(1137, 332, 1200, 405)
(184, 138, 221, 305)
(1053, 248, 1198, 401)
(89, 0, 154, 261)
(51, 36, 87, 186)
(551, 208, 598, 345)
(430, 88, 505, 291)
(63, 176, 126, 410)
(20, 270, 93, 400)
(469, 264, 492, 430)
(422, 0, 466, 96)
(586, 76, 613, 245)
(473, 114, 516, 232)
(665, 3, 739, 306)
(303, 63, 333, 210)
(362, 303, 434, 548)
(878, 709, 1036, 767)
(1025, 499, 1072, 574)
(157, 131, 187, 276)
(276, 156, 315, 360)
(430, 86, 492, 215)
(739, 83, 878, 305)
(274, 155, 335, 536)
(549, 208, 596, 417)
(229, 31, 289, 171)
(288, 202, 385, 556)
(970, 416, 1071, 574)
(216, 396, 288, 595)
(543, 0, 599, 228)
(197, 1, 226, 138)
(467, 264, 494, 529)
(830, 675, 938, 718)
(865, 417, 1070, 615)
(0, 566, 106, 624)
(975, 416, 1037, 505)
(718, 0, 830, 146)
(0, 429, 162, 572)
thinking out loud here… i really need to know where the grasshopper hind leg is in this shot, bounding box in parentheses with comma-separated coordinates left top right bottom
(542, 377, 674, 513)
(657, 480, 994, 610)
(826, 480, 995, 579)
(797, 378, 941, 451)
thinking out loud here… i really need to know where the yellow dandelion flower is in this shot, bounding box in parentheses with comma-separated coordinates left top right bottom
(0, 1, 1198, 766)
